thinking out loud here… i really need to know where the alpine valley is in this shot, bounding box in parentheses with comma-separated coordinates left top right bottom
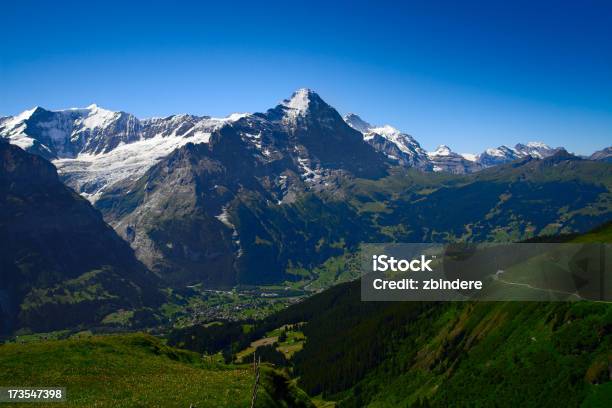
(1, 89, 611, 334)
(1, 89, 612, 408)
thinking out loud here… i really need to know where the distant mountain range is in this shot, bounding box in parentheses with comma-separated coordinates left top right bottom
(2, 89, 609, 200)
(343, 113, 575, 174)
(589, 146, 612, 162)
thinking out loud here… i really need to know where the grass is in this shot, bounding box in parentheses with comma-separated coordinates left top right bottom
(9, 330, 71, 344)
(101, 309, 134, 325)
(236, 336, 278, 363)
(0, 333, 255, 407)
(268, 326, 306, 359)
(312, 398, 337, 408)
(277, 339, 304, 359)
(305, 253, 361, 292)
(235, 325, 307, 363)
(572, 221, 612, 242)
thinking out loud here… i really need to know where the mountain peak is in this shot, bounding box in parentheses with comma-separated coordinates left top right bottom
(78, 104, 119, 130)
(525, 141, 550, 149)
(484, 146, 513, 157)
(430, 145, 453, 156)
(344, 114, 405, 139)
(344, 113, 373, 133)
(513, 141, 558, 159)
(280, 88, 321, 115)
(269, 88, 341, 127)
(589, 146, 612, 162)
(370, 125, 402, 138)
(12, 106, 44, 123)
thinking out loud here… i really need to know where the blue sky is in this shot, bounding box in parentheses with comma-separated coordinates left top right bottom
(1, 0, 610, 154)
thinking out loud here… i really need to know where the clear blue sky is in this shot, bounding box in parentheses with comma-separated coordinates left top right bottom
(1, 0, 611, 154)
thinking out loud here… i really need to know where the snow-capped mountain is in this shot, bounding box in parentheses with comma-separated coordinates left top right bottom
(0, 105, 142, 158)
(0, 88, 601, 202)
(426, 142, 564, 173)
(427, 145, 482, 174)
(476, 146, 521, 167)
(343, 113, 372, 133)
(476, 142, 562, 168)
(342, 113, 565, 173)
(589, 146, 612, 162)
(344, 113, 432, 170)
(514, 142, 561, 158)
(91, 89, 387, 283)
(1, 89, 389, 206)
(0, 105, 250, 201)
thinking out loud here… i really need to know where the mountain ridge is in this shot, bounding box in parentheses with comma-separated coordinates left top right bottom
(3, 90, 608, 200)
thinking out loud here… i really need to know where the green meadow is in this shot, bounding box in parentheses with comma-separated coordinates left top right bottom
(0, 333, 312, 407)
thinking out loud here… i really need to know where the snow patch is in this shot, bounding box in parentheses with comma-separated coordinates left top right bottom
(8, 132, 36, 149)
(428, 145, 452, 157)
(282, 88, 312, 113)
(53, 130, 211, 202)
(4, 107, 39, 128)
(526, 141, 549, 149)
(280, 88, 315, 123)
(345, 113, 426, 160)
(461, 153, 478, 162)
(343, 113, 372, 133)
(215, 206, 234, 229)
(484, 148, 505, 157)
(297, 156, 321, 183)
(370, 125, 401, 138)
(79, 105, 117, 130)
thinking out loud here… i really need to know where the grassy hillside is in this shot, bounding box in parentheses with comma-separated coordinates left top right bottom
(0, 333, 312, 407)
(572, 221, 612, 243)
(160, 222, 612, 406)
(336, 302, 611, 407)
(288, 223, 612, 407)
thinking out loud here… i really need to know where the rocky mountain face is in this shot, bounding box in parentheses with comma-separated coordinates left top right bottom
(476, 142, 563, 167)
(94, 90, 389, 286)
(0, 141, 161, 333)
(0, 105, 140, 159)
(343, 114, 568, 173)
(2, 90, 610, 290)
(0, 105, 249, 201)
(427, 144, 482, 174)
(589, 146, 612, 162)
(476, 145, 521, 167)
(513, 142, 562, 158)
(264, 89, 388, 179)
(95, 140, 611, 288)
(344, 114, 432, 170)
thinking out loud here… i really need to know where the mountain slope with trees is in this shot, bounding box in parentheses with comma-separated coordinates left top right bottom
(167, 222, 612, 407)
(0, 141, 162, 333)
